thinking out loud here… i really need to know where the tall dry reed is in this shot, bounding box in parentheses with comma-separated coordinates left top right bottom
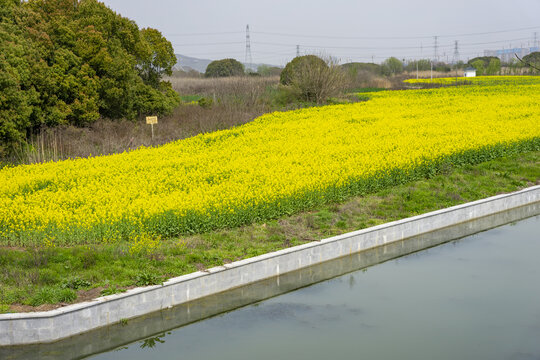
(11, 77, 280, 165)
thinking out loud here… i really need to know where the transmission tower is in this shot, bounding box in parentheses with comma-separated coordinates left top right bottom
(296, 45, 300, 57)
(245, 24, 253, 72)
(534, 32, 538, 48)
(453, 40, 460, 64)
(433, 36, 438, 61)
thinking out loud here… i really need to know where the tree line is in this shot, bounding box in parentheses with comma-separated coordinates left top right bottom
(0, 0, 179, 155)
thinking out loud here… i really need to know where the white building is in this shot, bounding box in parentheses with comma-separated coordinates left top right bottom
(484, 46, 539, 63)
(464, 67, 477, 77)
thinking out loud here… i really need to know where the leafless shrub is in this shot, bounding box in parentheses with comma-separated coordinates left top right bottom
(168, 76, 279, 107)
(8, 76, 282, 164)
(345, 69, 393, 89)
(170, 69, 202, 78)
(13, 103, 269, 164)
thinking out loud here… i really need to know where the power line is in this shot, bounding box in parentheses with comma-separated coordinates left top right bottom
(167, 31, 244, 36)
(253, 31, 431, 40)
(249, 25, 540, 40)
(248, 36, 533, 51)
(180, 49, 294, 57)
(170, 36, 535, 52)
(457, 37, 531, 47)
(165, 25, 540, 40)
(172, 41, 244, 47)
(170, 25, 540, 65)
(254, 41, 426, 50)
(433, 36, 438, 61)
(440, 25, 540, 38)
(178, 50, 246, 56)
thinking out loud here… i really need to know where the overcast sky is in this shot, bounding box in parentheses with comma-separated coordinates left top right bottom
(101, 0, 540, 66)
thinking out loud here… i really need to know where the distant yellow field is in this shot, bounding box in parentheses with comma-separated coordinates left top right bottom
(1, 76, 539, 246)
(405, 75, 540, 85)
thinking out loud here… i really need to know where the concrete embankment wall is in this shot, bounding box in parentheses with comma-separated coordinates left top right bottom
(1, 185, 539, 347)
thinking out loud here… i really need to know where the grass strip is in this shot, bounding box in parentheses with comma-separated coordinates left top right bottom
(0, 150, 538, 313)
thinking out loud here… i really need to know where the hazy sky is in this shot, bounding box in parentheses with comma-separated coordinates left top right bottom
(101, 0, 540, 65)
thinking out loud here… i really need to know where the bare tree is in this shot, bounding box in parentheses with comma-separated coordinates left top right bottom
(515, 54, 540, 71)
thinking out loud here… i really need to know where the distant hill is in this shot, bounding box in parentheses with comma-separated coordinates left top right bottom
(174, 54, 280, 74)
(174, 54, 213, 73)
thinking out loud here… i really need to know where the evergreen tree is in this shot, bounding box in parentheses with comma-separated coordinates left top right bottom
(0, 0, 180, 155)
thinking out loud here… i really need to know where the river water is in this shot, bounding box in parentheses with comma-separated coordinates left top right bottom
(86, 212, 540, 360)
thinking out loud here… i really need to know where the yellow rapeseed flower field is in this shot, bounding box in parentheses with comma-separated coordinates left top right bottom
(405, 75, 540, 86)
(1, 76, 539, 246)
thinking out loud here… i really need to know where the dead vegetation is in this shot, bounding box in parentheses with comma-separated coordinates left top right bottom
(7, 68, 437, 165)
(10, 76, 280, 164)
(169, 76, 279, 103)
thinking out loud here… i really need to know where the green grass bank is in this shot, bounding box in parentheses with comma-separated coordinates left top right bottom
(0, 150, 538, 313)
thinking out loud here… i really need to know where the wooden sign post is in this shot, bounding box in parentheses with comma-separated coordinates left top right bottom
(146, 116, 158, 139)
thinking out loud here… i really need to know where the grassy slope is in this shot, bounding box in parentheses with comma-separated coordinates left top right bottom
(1, 150, 538, 313)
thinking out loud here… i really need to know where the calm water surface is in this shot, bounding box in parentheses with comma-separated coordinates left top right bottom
(89, 214, 540, 360)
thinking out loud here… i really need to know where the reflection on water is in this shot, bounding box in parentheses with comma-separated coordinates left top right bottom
(1, 203, 539, 360)
(138, 334, 166, 349)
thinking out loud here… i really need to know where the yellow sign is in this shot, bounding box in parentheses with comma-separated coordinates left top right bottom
(146, 116, 158, 125)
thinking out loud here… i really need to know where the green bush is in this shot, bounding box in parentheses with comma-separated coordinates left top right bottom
(197, 97, 214, 108)
(205, 58, 245, 77)
(135, 271, 161, 286)
(341, 62, 382, 75)
(100, 285, 126, 296)
(0, 0, 180, 156)
(279, 55, 328, 85)
(471, 60, 485, 76)
(468, 56, 499, 69)
(257, 64, 282, 76)
(271, 86, 303, 107)
(405, 59, 431, 72)
(523, 52, 540, 64)
(380, 57, 404, 76)
(434, 63, 451, 72)
(61, 277, 91, 290)
(485, 58, 501, 75)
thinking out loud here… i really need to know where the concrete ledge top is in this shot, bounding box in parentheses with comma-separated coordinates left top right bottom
(1, 185, 539, 321)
